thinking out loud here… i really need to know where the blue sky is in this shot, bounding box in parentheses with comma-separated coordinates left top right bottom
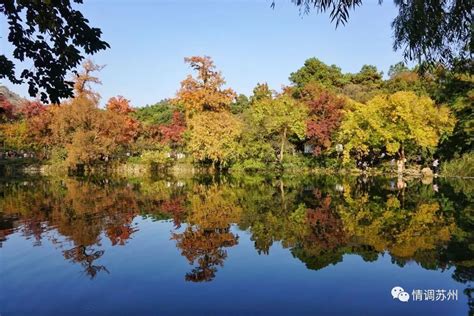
(1, 0, 405, 107)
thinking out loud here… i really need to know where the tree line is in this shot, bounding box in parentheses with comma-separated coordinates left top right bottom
(0, 56, 472, 173)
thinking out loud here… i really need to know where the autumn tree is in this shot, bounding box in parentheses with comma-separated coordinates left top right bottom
(132, 99, 186, 154)
(158, 111, 186, 148)
(0, 98, 46, 153)
(57, 100, 140, 168)
(73, 60, 104, 103)
(249, 93, 307, 163)
(337, 91, 455, 170)
(26, 105, 56, 157)
(174, 56, 241, 167)
(250, 83, 273, 103)
(50, 96, 98, 147)
(0, 120, 30, 151)
(105, 96, 140, 146)
(106, 96, 134, 115)
(187, 111, 242, 168)
(383, 63, 429, 95)
(50, 96, 121, 168)
(20, 101, 46, 119)
(174, 56, 236, 114)
(0, 95, 15, 123)
(296, 83, 346, 155)
(65, 130, 116, 168)
(44, 61, 140, 169)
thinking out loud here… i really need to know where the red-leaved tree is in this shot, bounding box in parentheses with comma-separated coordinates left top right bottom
(159, 111, 186, 147)
(21, 101, 46, 119)
(0, 95, 15, 122)
(302, 83, 345, 155)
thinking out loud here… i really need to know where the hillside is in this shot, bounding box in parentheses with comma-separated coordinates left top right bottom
(0, 85, 27, 109)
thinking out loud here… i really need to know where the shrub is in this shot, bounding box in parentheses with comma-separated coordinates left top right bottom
(140, 147, 173, 170)
(441, 153, 474, 178)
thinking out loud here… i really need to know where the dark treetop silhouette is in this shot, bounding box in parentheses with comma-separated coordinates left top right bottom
(0, 0, 109, 104)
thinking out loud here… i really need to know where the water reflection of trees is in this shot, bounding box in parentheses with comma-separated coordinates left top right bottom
(63, 245, 109, 278)
(0, 175, 472, 295)
(0, 178, 187, 278)
(172, 184, 241, 282)
(236, 175, 472, 314)
(235, 176, 472, 276)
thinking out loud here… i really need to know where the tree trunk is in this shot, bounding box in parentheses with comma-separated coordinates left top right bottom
(279, 127, 287, 163)
(397, 143, 405, 175)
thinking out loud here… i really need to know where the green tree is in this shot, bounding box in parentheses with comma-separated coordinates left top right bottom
(433, 70, 474, 159)
(388, 62, 410, 78)
(250, 94, 308, 163)
(133, 99, 176, 126)
(350, 65, 383, 88)
(290, 58, 348, 89)
(342, 65, 383, 103)
(234, 83, 277, 170)
(230, 94, 250, 114)
(383, 64, 429, 95)
(250, 83, 273, 102)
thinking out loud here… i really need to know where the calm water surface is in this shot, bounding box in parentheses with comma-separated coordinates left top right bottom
(0, 174, 472, 315)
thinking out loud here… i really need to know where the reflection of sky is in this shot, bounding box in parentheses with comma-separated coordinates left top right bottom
(0, 1, 406, 107)
(1, 219, 469, 316)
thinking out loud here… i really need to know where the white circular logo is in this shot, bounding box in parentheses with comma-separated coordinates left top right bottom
(391, 286, 410, 302)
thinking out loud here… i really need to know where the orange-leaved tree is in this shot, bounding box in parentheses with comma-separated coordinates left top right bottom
(175, 56, 241, 167)
(174, 56, 236, 114)
(105, 96, 140, 146)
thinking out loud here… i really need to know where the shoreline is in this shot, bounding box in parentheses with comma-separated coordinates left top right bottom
(1, 160, 473, 180)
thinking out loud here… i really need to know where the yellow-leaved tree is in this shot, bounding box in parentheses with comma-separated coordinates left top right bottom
(187, 111, 242, 168)
(337, 91, 455, 170)
(174, 56, 236, 115)
(174, 56, 242, 168)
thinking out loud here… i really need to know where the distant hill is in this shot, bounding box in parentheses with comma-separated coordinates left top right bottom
(0, 86, 28, 109)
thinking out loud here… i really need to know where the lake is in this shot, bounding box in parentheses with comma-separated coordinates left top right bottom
(0, 174, 472, 315)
